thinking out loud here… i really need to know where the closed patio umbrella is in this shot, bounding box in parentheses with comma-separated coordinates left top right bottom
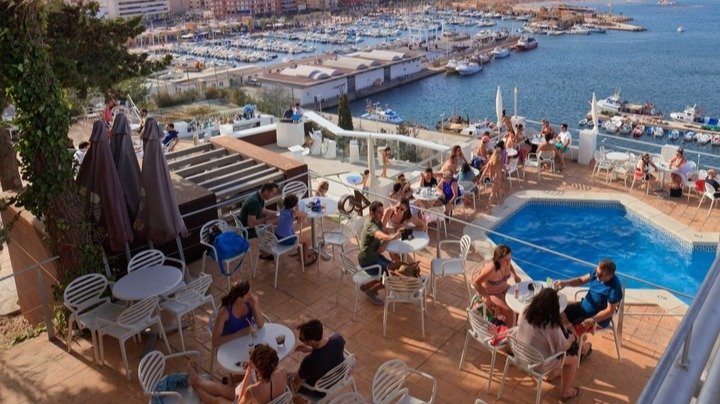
(77, 120, 134, 252)
(110, 113, 142, 221)
(495, 86, 503, 135)
(591, 93, 600, 135)
(136, 117, 188, 245)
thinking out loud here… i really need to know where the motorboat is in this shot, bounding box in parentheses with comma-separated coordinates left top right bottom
(582, 24, 606, 34)
(471, 53, 491, 64)
(653, 127, 665, 138)
(456, 62, 482, 75)
(568, 26, 591, 35)
(361, 103, 404, 124)
(460, 120, 494, 137)
(669, 129, 680, 140)
(578, 118, 589, 127)
(696, 133, 712, 145)
(619, 123, 632, 135)
(677, 26, 685, 33)
(712, 134, 720, 146)
(597, 91, 623, 113)
(645, 126, 655, 137)
(490, 47, 510, 58)
(445, 59, 459, 74)
(684, 131, 695, 141)
(546, 29, 565, 36)
(603, 118, 620, 133)
(670, 105, 702, 123)
(514, 36, 538, 51)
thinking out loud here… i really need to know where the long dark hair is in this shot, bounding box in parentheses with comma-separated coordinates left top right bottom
(523, 288, 562, 329)
(250, 344, 279, 381)
(397, 198, 411, 223)
(221, 281, 250, 307)
(492, 245, 511, 271)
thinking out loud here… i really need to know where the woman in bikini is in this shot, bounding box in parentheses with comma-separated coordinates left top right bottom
(381, 198, 427, 261)
(480, 148, 504, 205)
(471, 245, 522, 326)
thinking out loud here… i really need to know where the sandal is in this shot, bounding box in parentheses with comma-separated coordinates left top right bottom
(561, 387, 581, 402)
(304, 254, 318, 266)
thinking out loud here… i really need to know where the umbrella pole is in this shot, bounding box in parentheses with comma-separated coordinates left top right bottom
(101, 251, 112, 279)
(124, 242, 131, 261)
(175, 236, 186, 263)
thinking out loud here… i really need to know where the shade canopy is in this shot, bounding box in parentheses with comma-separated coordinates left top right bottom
(110, 113, 142, 221)
(77, 120, 134, 251)
(136, 117, 188, 244)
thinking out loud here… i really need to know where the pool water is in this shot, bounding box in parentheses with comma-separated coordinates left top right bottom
(489, 202, 716, 302)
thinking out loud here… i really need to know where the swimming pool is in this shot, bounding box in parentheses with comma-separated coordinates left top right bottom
(489, 201, 716, 301)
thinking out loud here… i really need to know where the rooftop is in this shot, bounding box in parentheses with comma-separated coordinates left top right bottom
(3, 127, 716, 402)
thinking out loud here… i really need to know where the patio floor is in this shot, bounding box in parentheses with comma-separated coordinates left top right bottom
(2, 156, 713, 404)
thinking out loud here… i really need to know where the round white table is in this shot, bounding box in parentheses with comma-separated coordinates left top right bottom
(531, 136, 545, 145)
(506, 148, 518, 157)
(299, 197, 338, 260)
(413, 188, 440, 202)
(505, 280, 567, 315)
(217, 323, 296, 374)
(605, 152, 630, 162)
(386, 230, 430, 261)
(112, 265, 184, 301)
(343, 172, 363, 186)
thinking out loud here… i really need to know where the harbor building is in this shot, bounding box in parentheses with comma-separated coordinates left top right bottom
(257, 50, 424, 107)
(98, 0, 169, 18)
(209, 0, 300, 18)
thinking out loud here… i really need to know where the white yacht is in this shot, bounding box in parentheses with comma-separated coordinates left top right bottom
(361, 104, 405, 124)
(597, 91, 624, 113)
(456, 61, 482, 75)
(490, 47, 510, 58)
(445, 59, 459, 73)
(670, 105, 702, 123)
(569, 26, 591, 35)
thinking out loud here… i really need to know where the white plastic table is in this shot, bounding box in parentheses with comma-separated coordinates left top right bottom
(652, 160, 674, 191)
(343, 172, 363, 186)
(413, 188, 440, 202)
(605, 152, 630, 162)
(112, 265, 184, 301)
(506, 148, 518, 157)
(386, 230, 430, 261)
(217, 323, 296, 374)
(505, 280, 567, 315)
(299, 197, 338, 260)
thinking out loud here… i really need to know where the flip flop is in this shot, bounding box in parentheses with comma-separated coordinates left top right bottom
(581, 344, 593, 361)
(561, 387, 581, 402)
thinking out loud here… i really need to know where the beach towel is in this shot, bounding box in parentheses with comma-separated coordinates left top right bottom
(152, 372, 189, 404)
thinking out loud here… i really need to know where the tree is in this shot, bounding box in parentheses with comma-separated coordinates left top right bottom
(337, 94, 354, 131)
(256, 86, 292, 118)
(1, 0, 103, 289)
(395, 122, 417, 162)
(44, 1, 171, 100)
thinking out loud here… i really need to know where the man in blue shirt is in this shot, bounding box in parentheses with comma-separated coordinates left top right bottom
(554, 259, 623, 357)
(162, 123, 179, 151)
(292, 319, 346, 399)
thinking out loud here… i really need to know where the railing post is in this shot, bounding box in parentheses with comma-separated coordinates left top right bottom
(678, 329, 692, 369)
(36, 266, 55, 340)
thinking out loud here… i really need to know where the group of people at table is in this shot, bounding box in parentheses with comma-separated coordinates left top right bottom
(632, 148, 720, 196)
(191, 281, 346, 404)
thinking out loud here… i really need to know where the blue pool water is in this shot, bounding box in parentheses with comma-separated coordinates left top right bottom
(488, 202, 716, 302)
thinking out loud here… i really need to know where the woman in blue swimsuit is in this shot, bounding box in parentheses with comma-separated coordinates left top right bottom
(211, 281, 266, 347)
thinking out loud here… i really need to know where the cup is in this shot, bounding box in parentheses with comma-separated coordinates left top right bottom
(249, 325, 258, 340)
(275, 334, 286, 347)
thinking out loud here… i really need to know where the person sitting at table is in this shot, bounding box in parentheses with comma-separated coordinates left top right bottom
(541, 119, 555, 137)
(276, 194, 317, 266)
(237, 182, 279, 241)
(705, 169, 720, 196)
(419, 167, 438, 188)
(516, 288, 581, 401)
(480, 149, 504, 205)
(471, 133, 491, 170)
(440, 152, 460, 176)
(536, 133, 558, 171)
(450, 144, 468, 167)
(634, 153, 658, 189)
(553, 258, 623, 359)
(291, 319, 346, 400)
(436, 170, 462, 216)
(191, 343, 289, 404)
(314, 181, 329, 197)
(669, 148, 689, 189)
(381, 198, 427, 261)
(554, 123, 572, 170)
(212, 281, 266, 347)
(503, 129, 517, 150)
(358, 201, 402, 305)
(396, 173, 414, 196)
(471, 244, 522, 327)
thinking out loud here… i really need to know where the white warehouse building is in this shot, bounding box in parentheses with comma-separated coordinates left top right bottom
(257, 50, 425, 108)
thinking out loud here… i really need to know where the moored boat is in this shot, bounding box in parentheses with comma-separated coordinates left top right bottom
(456, 61, 482, 75)
(696, 133, 711, 145)
(445, 59, 459, 74)
(490, 47, 510, 58)
(361, 102, 404, 124)
(684, 131, 695, 141)
(712, 134, 720, 146)
(669, 129, 680, 140)
(653, 127, 665, 138)
(514, 36, 538, 51)
(632, 125, 644, 138)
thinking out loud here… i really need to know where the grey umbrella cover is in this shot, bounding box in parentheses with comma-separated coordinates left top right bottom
(110, 113, 142, 221)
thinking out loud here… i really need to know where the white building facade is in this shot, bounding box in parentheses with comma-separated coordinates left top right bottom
(99, 0, 169, 18)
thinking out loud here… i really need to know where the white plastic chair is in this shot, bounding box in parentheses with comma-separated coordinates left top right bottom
(425, 206, 447, 239)
(160, 273, 217, 351)
(268, 389, 294, 404)
(256, 225, 304, 289)
(128, 249, 189, 281)
(524, 151, 555, 180)
(382, 274, 428, 339)
(200, 219, 251, 291)
(64, 273, 125, 362)
(459, 308, 511, 391)
(321, 213, 357, 268)
(611, 160, 636, 187)
(630, 168, 652, 195)
(371, 359, 437, 404)
(497, 333, 566, 404)
(456, 183, 476, 217)
(138, 350, 201, 404)
(430, 235, 472, 305)
(505, 158, 522, 185)
(299, 353, 357, 403)
(282, 180, 309, 200)
(338, 248, 382, 318)
(574, 286, 624, 367)
(699, 182, 720, 218)
(96, 295, 171, 380)
(685, 170, 708, 201)
(325, 391, 366, 404)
